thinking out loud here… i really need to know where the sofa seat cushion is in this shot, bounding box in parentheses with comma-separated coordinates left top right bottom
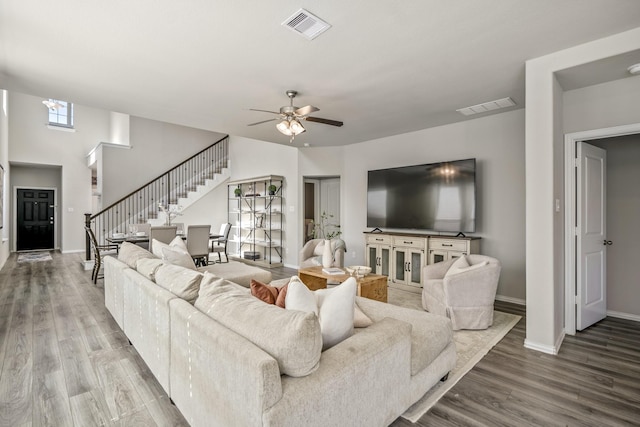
(118, 242, 157, 268)
(355, 296, 453, 376)
(195, 274, 322, 377)
(198, 261, 272, 287)
(154, 263, 203, 304)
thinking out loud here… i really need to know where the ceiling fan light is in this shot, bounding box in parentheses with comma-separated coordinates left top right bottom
(290, 119, 305, 135)
(276, 120, 292, 135)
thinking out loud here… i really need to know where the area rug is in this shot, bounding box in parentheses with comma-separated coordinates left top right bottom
(387, 287, 521, 422)
(17, 251, 53, 263)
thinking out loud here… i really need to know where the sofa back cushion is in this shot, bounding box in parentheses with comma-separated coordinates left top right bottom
(155, 263, 203, 303)
(118, 242, 156, 268)
(136, 257, 164, 281)
(195, 273, 322, 377)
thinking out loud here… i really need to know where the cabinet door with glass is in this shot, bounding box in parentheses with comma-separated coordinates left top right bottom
(392, 248, 424, 287)
(366, 244, 391, 276)
(365, 234, 392, 277)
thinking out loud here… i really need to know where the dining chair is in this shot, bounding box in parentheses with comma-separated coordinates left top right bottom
(149, 225, 178, 254)
(85, 226, 119, 284)
(210, 223, 231, 264)
(186, 224, 212, 267)
(173, 222, 185, 235)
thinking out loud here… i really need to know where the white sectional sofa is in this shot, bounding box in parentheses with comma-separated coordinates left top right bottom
(104, 243, 456, 427)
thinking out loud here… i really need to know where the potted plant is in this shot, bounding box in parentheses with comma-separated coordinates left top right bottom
(234, 186, 242, 197)
(310, 211, 342, 240)
(268, 184, 277, 195)
(310, 212, 342, 268)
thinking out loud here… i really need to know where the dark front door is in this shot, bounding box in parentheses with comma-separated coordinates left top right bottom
(17, 189, 55, 251)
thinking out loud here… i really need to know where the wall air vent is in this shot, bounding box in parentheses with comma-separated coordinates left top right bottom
(456, 97, 516, 116)
(282, 9, 331, 40)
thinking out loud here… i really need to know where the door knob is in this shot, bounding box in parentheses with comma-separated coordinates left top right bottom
(603, 240, 613, 245)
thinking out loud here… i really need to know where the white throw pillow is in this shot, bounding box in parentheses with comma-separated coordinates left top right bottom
(445, 256, 489, 277)
(286, 276, 356, 350)
(152, 236, 189, 258)
(161, 246, 196, 270)
(170, 235, 189, 253)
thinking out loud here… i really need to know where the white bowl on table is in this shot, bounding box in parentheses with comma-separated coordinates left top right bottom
(345, 265, 372, 278)
(112, 232, 125, 239)
(135, 231, 146, 237)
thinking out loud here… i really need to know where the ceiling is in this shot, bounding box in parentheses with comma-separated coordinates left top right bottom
(1, 0, 640, 147)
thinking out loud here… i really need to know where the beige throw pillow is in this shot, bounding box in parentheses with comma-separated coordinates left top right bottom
(135, 257, 164, 281)
(445, 256, 489, 277)
(117, 242, 156, 268)
(154, 263, 203, 303)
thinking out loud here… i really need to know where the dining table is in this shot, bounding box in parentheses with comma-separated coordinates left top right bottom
(106, 232, 222, 245)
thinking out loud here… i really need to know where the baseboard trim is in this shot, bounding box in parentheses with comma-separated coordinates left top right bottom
(62, 249, 85, 254)
(82, 260, 95, 271)
(495, 294, 526, 306)
(524, 338, 560, 355)
(607, 310, 640, 322)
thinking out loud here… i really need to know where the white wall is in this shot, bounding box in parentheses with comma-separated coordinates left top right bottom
(100, 116, 226, 207)
(229, 135, 299, 267)
(337, 109, 526, 301)
(525, 26, 640, 354)
(8, 91, 111, 253)
(564, 75, 640, 133)
(0, 91, 10, 269)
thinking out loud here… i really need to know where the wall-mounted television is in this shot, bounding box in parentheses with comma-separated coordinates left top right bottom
(367, 158, 476, 233)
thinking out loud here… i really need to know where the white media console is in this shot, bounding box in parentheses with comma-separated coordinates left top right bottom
(364, 231, 481, 289)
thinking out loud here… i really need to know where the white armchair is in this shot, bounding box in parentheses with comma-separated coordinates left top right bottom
(299, 239, 346, 269)
(421, 255, 501, 330)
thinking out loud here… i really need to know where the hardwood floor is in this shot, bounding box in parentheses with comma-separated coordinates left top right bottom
(0, 253, 638, 426)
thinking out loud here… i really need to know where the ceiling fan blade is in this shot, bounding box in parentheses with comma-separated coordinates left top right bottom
(247, 118, 276, 126)
(305, 116, 344, 127)
(249, 108, 280, 114)
(294, 105, 320, 116)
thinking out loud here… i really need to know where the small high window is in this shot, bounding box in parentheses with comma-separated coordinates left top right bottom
(44, 99, 74, 128)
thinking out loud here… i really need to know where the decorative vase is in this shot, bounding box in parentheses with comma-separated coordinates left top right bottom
(322, 239, 333, 268)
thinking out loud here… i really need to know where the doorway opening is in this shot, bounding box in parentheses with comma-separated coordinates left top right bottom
(303, 176, 340, 245)
(564, 123, 640, 335)
(16, 188, 56, 251)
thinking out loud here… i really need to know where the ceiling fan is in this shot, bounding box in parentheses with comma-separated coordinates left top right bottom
(248, 90, 343, 143)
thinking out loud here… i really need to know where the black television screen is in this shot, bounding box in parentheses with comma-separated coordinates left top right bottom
(367, 159, 476, 233)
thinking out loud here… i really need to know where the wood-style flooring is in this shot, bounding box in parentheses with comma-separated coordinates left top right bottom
(0, 252, 638, 426)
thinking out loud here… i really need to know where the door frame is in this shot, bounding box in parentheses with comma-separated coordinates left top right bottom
(564, 123, 640, 335)
(13, 186, 58, 252)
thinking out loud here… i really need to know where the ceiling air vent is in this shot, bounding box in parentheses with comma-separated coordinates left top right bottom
(456, 97, 516, 116)
(282, 9, 331, 40)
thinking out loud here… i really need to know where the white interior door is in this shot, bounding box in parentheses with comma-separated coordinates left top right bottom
(576, 142, 607, 331)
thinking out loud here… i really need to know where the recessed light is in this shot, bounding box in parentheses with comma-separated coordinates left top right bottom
(628, 63, 640, 75)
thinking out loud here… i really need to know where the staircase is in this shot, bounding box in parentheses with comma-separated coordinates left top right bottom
(85, 135, 229, 260)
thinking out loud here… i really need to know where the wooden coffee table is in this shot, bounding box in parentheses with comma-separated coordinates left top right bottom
(297, 266, 388, 303)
